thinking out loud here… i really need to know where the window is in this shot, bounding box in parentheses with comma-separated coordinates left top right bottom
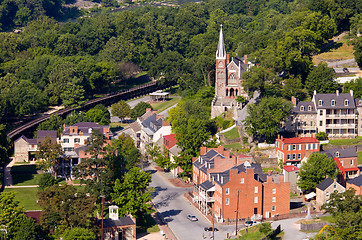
(74, 138, 80, 143)
(287, 154, 291, 160)
(341, 160, 344, 166)
(300, 106, 305, 111)
(292, 145, 296, 150)
(272, 188, 276, 194)
(344, 100, 349, 106)
(351, 160, 354, 165)
(226, 198, 230, 205)
(298, 144, 302, 150)
(63, 138, 69, 143)
(308, 105, 312, 111)
(272, 206, 276, 211)
(254, 186, 258, 193)
(335, 152, 340, 157)
(298, 154, 302, 159)
(281, 144, 283, 150)
(226, 188, 230, 195)
(331, 100, 336, 106)
(334, 184, 336, 189)
(240, 178, 244, 183)
(320, 121, 323, 126)
(318, 100, 323, 106)
(292, 154, 296, 159)
(229, 73, 237, 84)
(287, 145, 291, 151)
(320, 110, 323, 116)
(254, 197, 258, 203)
(326, 191, 330, 198)
(272, 197, 276, 202)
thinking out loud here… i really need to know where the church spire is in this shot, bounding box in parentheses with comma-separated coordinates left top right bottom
(216, 24, 226, 59)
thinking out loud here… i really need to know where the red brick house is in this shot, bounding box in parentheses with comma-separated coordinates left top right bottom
(275, 135, 320, 166)
(192, 146, 290, 222)
(347, 175, 362, 195)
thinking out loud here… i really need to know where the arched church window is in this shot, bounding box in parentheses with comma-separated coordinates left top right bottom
(235, 89, 238, 96)
(217, 72, 225, 79)
(230, 88, 234, 96)
(228, 73, 237, 85)
(226, 89, 229, 96)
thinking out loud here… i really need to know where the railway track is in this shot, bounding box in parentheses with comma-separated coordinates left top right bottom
(8, 80, 174, 140)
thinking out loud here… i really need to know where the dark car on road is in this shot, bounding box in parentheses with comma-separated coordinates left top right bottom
(187, 214, 198, 221)
(204, 227, 219, 231)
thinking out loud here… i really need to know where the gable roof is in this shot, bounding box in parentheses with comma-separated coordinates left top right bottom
(62, 122, 109, 136)
(101, 216, 135, 228)
(37, 130, 57, 139)
(283, 165, 300, 172)
(316, 177, 335, 191)
(278, 136, 319, 144)
(355, 98, 362, 107)
(322, 147, 357, 159)
(347, 174, 362, 187)
(314, 93, 355, 109)
(15, 135, 38, 145)
(292, 101, 317, 114)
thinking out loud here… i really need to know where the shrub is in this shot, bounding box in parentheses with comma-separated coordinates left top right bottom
(316, 132, 328, 141)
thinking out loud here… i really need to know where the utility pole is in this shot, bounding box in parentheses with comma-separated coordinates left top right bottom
(212, 205, 215, 240)
(100, 196, 105, 240)
(235, 190, 241, 236)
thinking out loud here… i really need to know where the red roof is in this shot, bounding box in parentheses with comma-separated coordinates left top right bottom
(277, 137, 319, 144)
(283, 165, 300, 172)
(344, 167, 359, 172)
(163, 134, 176, 141)
(334, 158, 346, 174)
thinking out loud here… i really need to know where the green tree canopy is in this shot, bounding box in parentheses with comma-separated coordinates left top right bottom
(63, 227, 96, 240)
(35, 136, 64, 177)
(297, 153, 338, 191)
(343, 78, 362, 98)
(131, 102, 152, 119)
(305, 62, 339, 96)
(111, 100, 131, 122)
(243, 97, 292, 143)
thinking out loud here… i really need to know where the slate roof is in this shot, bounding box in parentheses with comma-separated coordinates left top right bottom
(316, 177, 334, 191)
(231, 56, 249, 73)
(322, 147, 357, 159)
(37, 130, 57, 139)
(200, 180, 214, 190)
(292, 101, 317, 114)
(141, 114, 165, 134)
(214, 162, 263, 186)
(347, 174, 362, 187)
(355, 98, 362, 107)
(314, 93, 355, 109)
(15, 135, 38, 145)
(169, 144, 181, 156)
(101, 217, 135, 228)
(129, 121, 142, 133)
(63, 122, 109, 136)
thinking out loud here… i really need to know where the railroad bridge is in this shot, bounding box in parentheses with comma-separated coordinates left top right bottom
(8, 79, 175, 141)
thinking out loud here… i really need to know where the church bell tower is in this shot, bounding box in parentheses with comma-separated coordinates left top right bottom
(215, 25, 227, 97)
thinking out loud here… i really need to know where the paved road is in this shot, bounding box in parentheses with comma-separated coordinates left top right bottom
(271, 217, 317, 240)
(148, 167, 235, 240)
(236, 91, 260, 125)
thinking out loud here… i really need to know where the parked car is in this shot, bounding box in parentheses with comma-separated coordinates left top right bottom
(204, 227, 219, 231)
(187, 214, 198, 221)
(245, 221, 257, 227)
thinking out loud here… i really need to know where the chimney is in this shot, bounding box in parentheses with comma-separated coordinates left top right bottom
(314, 90, 317, 95)
(326, 175, 329, 179)
(109, 205, 119, 220)
(146, 108, 151, 112)
(350, 89, 354, 97)
(244, 54, 248, 64)
(268, 170, 272, 175)
(336, 90, 339, 96)
(291, 96, 298, 107)
(277, 134, 280, 139)
(299, 135, 302, 139)
(267, 175, 273, 183)
(226, 54, 230, 65)
(281, 136, 284, 140)
(278, 175, 284, 183)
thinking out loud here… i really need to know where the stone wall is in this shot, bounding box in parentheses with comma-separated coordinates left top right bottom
(300, 222, 328, 231)
(254, 157, 279, 169)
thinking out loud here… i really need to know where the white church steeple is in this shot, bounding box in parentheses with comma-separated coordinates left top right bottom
(216, 24, 226, 59)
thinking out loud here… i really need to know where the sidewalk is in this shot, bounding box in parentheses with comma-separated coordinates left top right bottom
(152, 165, 192, 188)
(4, 157, 15, 186)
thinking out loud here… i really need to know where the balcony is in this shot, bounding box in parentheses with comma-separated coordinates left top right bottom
(326, 124, 355, 129)
(199, 192, 215, 202)
(326, 114, 355, 119)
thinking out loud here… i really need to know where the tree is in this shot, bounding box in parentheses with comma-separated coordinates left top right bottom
(112, 133, 141, 171)
(111, 167, 153, 219)
(36, 115, 63, 136)
(146, 144, 170, 169)
(13, 217, 37, 240)
(0, 124, 11, 167)
(241, 66, 277, 97)
(131, 102, 152, 119)
(316, 132, 328, 141)
(305, 62, 339, 96)
(111, 100, 131, 122)
(38, 172, 58, 191)
(86, 108, 110, 125)
(37, 185, 96, 232)
(63, 227, 96, 240)
(35, 136, 64, 177)
(60, 77, 86, 107)
(297, 153, 338, 191)
(343, 78, 362, 98)
(321, 189, 362, 239)
(243, 97, 292, 143)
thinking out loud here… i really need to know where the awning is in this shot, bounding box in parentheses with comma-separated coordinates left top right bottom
(305, 192, 316, 200)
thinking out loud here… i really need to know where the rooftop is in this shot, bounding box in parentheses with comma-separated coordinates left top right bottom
(283, 165, 300, 172)
(347, 174, 362, 187)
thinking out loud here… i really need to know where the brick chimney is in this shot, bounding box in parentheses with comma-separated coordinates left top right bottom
(291, 96, 298, 107)
(244, 55, 248, 64)
(226, 54, 230, 65)
(336, 90, 339, 96)
(350, 89, 353, 97)
(278, 175, 284, 183)
(146, 108, 151, 112)
(267, 175, 273, 183)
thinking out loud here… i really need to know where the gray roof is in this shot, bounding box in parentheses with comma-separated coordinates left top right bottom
(292, 101, 317, 114)
(101, 217, 135, 228)
(347, 175, 362, 187)
(322, 147, 357, 159)
(169, 145, 181, 156)
(355, 98, 362, 107)
(141, 114, 164, 134)
(63, 122, 109, 136)
(214, 162, 263, 186)
(231, 56, 249, 72)
(200, 180, 214, 190)
(316, 177, 334, 191)
(16, 135, 37, 145)
(129, 121, 142, 133)
(37, 130, 57, 139)
(314, 93, 355, 109)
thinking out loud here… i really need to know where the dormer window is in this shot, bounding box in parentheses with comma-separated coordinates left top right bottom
(300, 106, 305, 111)
(308, 105, 312, 111)
(359, 100, 362, 105)
(331, 100, 336, 106)
(335, 151, 340, 157)
(318, 100, 323, 106)
(344, 100, 349, 106)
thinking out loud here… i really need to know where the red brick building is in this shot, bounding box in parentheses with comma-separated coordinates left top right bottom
(192, 146, 290, 222)
(347, 175, 362, 195)
(275, 135, 320, 166)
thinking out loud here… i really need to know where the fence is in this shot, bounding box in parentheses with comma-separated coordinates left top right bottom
(260, 225, 281, 240)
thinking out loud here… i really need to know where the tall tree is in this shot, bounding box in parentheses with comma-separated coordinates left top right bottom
(111, 167, 153, 219)
(305, 62, 339, 96)
(111, 100, 131, 122)
(241, 66, 277, 97)
(130, 102, 152, 119)
(35, 136, 64, 177)
(243, 97, 292, 143)
(0, 124, 10, 167)
(297, 153, 338, 191)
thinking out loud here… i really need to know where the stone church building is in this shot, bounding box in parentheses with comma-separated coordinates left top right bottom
(211, 26, 253, 119)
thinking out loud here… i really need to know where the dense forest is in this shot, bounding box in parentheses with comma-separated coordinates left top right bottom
(0, 0, 361, 123)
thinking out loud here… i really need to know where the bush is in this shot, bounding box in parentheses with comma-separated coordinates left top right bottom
(316, 132, 327, 141)
(38, 173, 58, 190)
(259, 222, 272, 235)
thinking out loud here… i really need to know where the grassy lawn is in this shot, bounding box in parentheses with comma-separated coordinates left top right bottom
(328, 137, 362, 146)
(11, 164, 43, 186)
(358, 152, 362, 165)
(4, 187, 41, 210)
(263, 167, 281, 173)
(315, 215, 335, 223)
(312, 38, 355, 65)
(224, 142, 243, 151)
(151, 97, 181, 113)
(223, 126, 240, 139)
(290, 192, 298, 197)
(237, 223, 269, 240)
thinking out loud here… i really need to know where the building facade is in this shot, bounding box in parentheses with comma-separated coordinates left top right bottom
(346, 175, 362, 195)
(275, 135, 320, 166)
(211, 26, 252, 119)
(316, 178, 345, 208)
(287, 90, 359, 138)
